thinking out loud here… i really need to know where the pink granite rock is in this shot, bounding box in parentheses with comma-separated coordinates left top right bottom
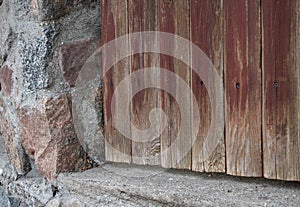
(18, 94, 86, 179)
(0, 66, 13, 96)
(59, 37, 101, 87)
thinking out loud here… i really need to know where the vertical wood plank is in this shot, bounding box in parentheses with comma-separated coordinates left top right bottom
(190, 0, 225, 172)
(262, 0, 300, 181)
(171, 0, 191, 169)
(224, 0, 262, 176)
(158, 0, 191, 169)
(158, 0, 174, 169)
(102, 0, 131, 163)
(128, 0, 161, 165)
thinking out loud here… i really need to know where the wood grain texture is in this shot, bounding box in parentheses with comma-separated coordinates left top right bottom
(190, 0, 225, 173)
(158, 0, 191, 169)
(224, 0, 262, 176)
(102, 0, 131, 163)
(158, 0, 175, 169)
(128, 0, 161, 165)
(101, 0, 300, 181)
(262, 0, 300, 181)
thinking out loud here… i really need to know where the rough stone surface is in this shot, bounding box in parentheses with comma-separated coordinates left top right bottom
(57, 1, 101, 42)
(18, 94, 86, 179)
(0, 25, 15, 67)
(8, 196, 20, 207)
(59, 37, 100, 87)
(7, 178, 54, 207)
(0, 135, 9, 171)
(46, 196, 83, 207)
(0, 98, 31, 176)
(0, 0, 102, 186)
(0, 136, 19, 184)
(43, 94, 86, 178)
(0, 66, 13, 96)
(0, 163, 299, 206)
(30, 0, 73, 21)
(19, 23, 60, 92)
(18, 107, 48, 159)
(72, 81, 105, 164)
(0, 187, 10, 207)
(56, 163, 300, 207)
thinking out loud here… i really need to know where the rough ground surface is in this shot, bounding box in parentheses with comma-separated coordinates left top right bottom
(2, 159, 300, 206)
(1, 137, 300, 206)
(55, 163, 300, 207)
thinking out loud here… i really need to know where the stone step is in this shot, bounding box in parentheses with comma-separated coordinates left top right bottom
(55, 163, 300, 207)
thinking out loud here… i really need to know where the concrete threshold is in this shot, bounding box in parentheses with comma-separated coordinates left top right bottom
(55, 163, 300, 207)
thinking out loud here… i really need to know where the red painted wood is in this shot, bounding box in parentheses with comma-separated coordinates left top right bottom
(102, 0, 131, 163)
(190, 0, 225, 172)
(262, 0, 300, 181)
(158, 0, 191, 169)
(158, 0, 176, 169)
(100, 0, 300, 181)
(128, 0, 161, 165)
(224, 0, 262, 176)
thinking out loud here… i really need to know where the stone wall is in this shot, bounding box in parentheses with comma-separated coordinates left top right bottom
(0, 0, 103, 180)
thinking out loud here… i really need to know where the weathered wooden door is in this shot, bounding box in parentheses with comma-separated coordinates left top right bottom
(101, 0, 300, 181)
